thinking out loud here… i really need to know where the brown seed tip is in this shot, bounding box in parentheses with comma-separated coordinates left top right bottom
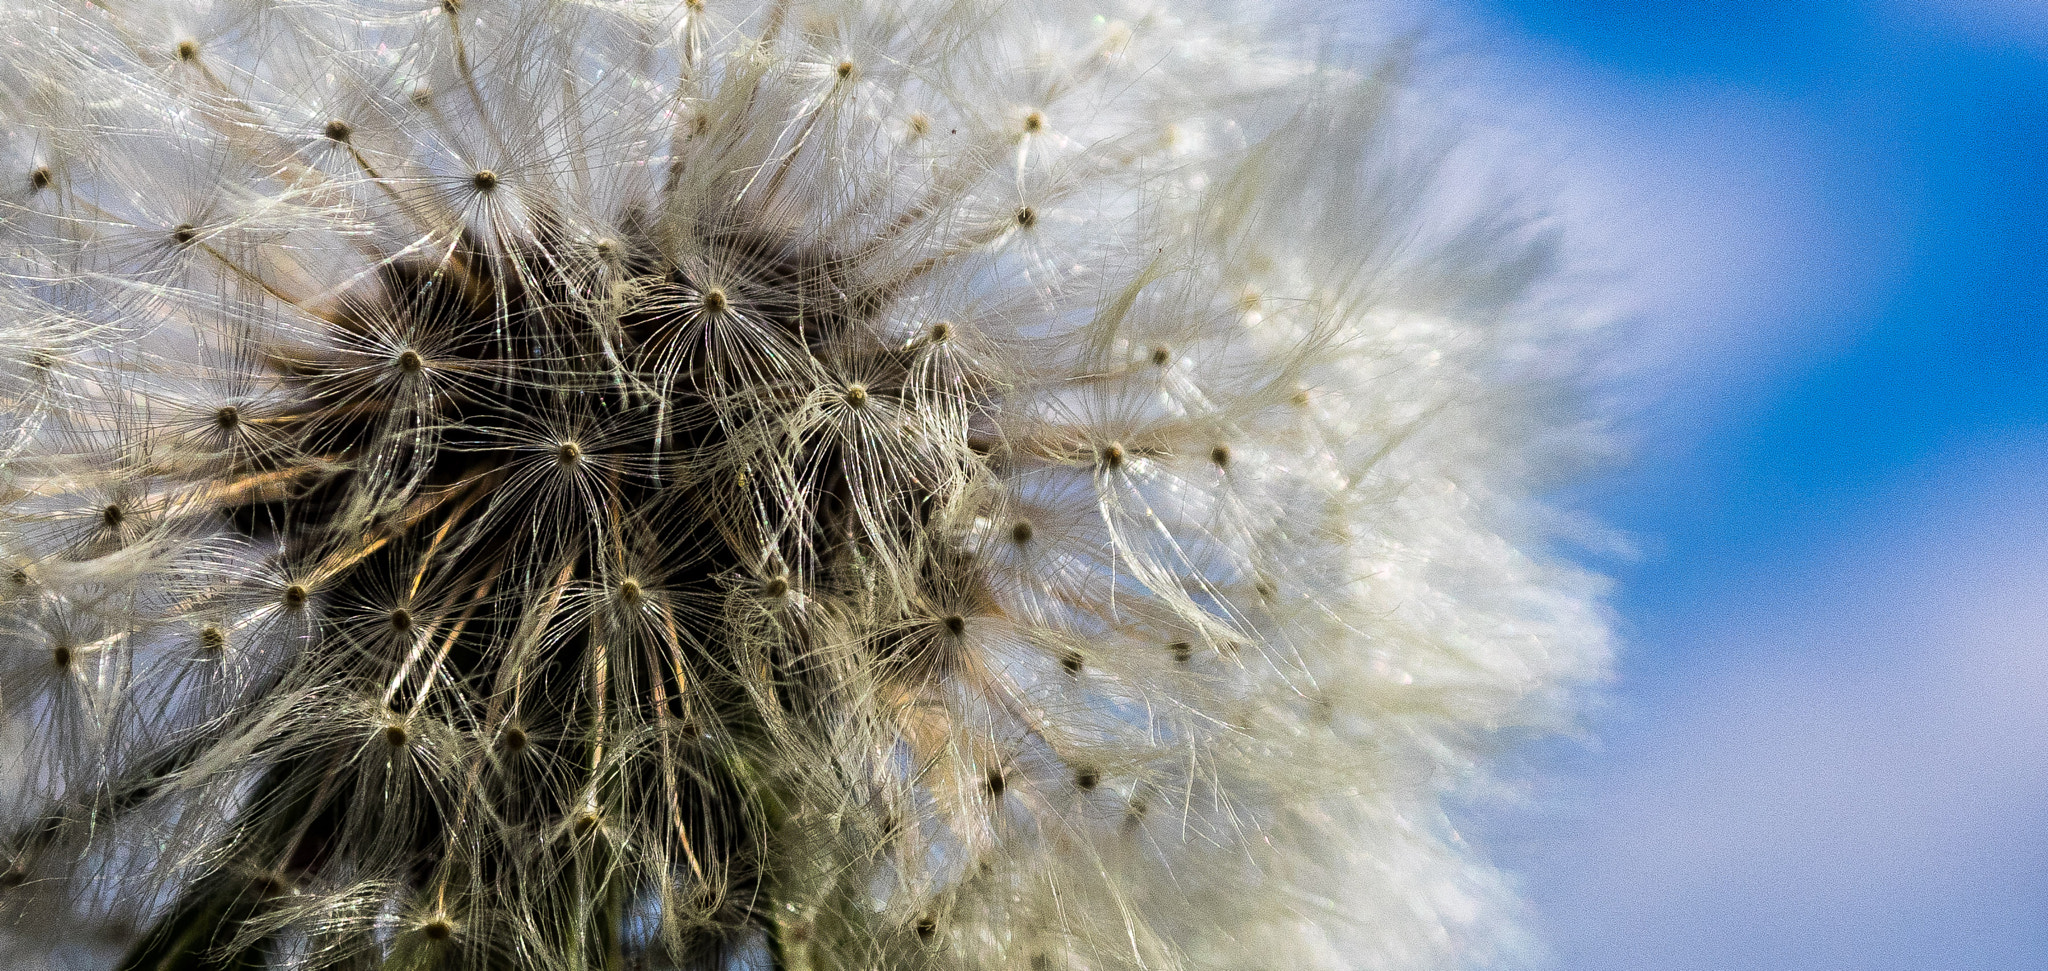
(942, 615, 965, 636)
(1098, 443, 1125, 469)
(555, 441, 583, 467)
(1074, 768, 1099, 790)
(171, 223, 198, 245)
(174, 39, 199, 61)
(836, 60, 856, 79)
(914, 915, 937, 940)
(843, 383, 868, 408)
(422, 919, 454, 941)
(984, 768, 1007, 798)
(907, 112, 931, 138)
(1169, 641, 1192, 663)
(929, 320, 953, 342)
(499, 726, 528, 751)
(388, 608, 413, 631)
(1010, 520, 1033, 545)
(395, 349, 424, 373)
(1150, 346, 1170, 366)
(282, 583, 309, 608)
(1060, 651, 1083, 675)
(101, 505, 124, 528)
(214, 405, 240, 430)
(762, 575, 789, 598)
(1015, 206, 1036, 228)
(28, 166, 50, 190)
(383, 724, 408, 747)
(323, 119, 353, 142)
(701, 287, 728, 313)
(50, 645, 72, 669)
(1210, 444, 1231, 468)
(200, 626, 227, 652)
(471, 169, 498, 192)
(618, 578, 644, 604)
(1023, 110, 1046, 132)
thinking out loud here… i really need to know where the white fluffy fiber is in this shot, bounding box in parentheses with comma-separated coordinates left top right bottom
(0, 1, 1609, 969)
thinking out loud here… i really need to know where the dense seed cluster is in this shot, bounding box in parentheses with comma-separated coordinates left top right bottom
(0, 1, 1608, 970)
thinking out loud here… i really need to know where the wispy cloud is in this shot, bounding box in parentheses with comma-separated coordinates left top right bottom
(1508, 440, 2048, 970)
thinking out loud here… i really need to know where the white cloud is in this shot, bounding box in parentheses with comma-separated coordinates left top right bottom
(1506, 441, 2048, 970)
(1378, 3, 1911, 462)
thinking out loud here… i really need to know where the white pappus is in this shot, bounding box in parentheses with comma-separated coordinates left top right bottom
(0, 1, 1610, 970)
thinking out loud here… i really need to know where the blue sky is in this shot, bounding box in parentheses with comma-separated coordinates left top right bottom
(1416, 2, 2048, 969)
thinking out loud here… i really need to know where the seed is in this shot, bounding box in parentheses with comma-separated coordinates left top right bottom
(214, 405, 240, 430)
(942, 615, 965, 636)
(984, 768, 1006, 798)
(1060, 651, 1082, 675)
(836, 60, 855, 79)
(174, 39, 198, 61)
(28, 166, 51, 190)
(1015, 206, 1036, 228)
(171, 223, 198, 245)
(395, 349, 424, 372)
(421, 919, 454, 941)
(1150, 346, 1170, 366)
(1169, 641, 1192, 663)
(499, 726, 528, 752)
(383, 724, 408, 747)
(200, 626, 227, 652)
(322, 119, 353, 142)
(1098, 443, 1125, 469)
(1210, 444, 1231, 468)
(101, 504, 124, 528)
(843, 383, 868, 408)
(618, 579, 643, 604)
(471, 169, 498, 192)
(762, 576, 789, 598)
(1024, 110, 1045, 132)
(51, 645, 72, 669)
(281, 583, 309, 608)
(555, 441, 583, 467)
(1074, 768, 1099, 790)
(388, 608, 413, 631)
(701, 288, 728, 313)
(1010, 520, 1033, 545)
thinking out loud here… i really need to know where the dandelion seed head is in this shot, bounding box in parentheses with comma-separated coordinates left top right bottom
(0, 0, 1611, 967)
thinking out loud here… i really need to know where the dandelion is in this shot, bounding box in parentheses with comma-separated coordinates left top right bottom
(0, 1, 1608, 970)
